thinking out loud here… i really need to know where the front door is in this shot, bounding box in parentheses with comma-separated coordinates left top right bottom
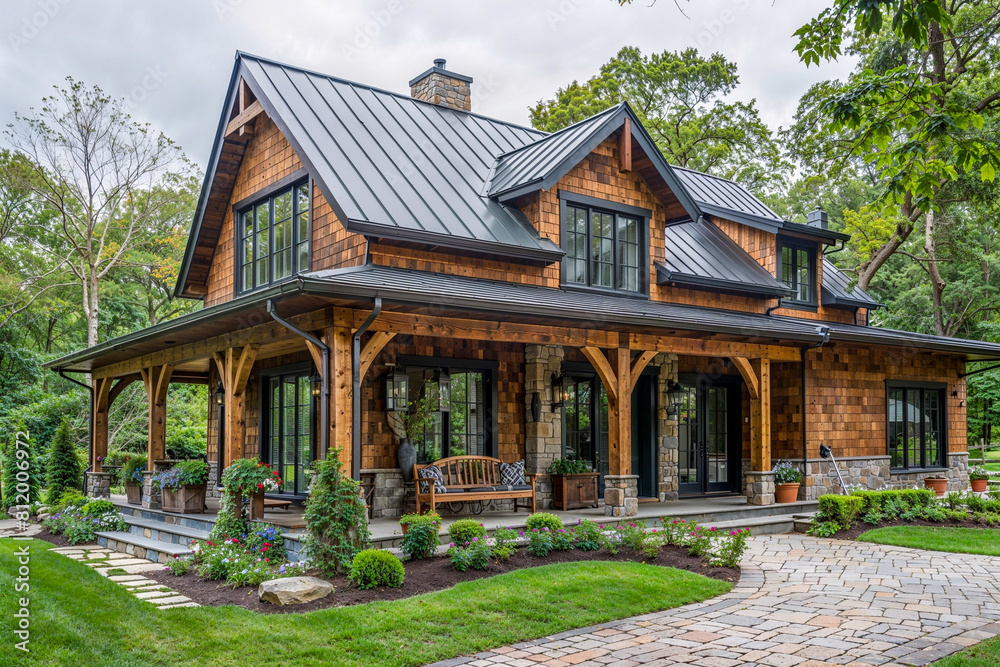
(631, 373, 658, 498)
(262, 369, 315, 496)
(677, 377, 741, 495)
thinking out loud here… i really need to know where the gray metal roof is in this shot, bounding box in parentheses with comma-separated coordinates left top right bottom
(822, 259, 883, 310)
(674, 167, 782, 230)
(658, 220, 793, 297)
(240, 54, 564, 261)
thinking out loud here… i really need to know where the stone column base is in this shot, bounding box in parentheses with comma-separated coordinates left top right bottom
(744, 471, 775, 506)
(365, 468, 406, 518)
(604, 474, 639, 517)
(86, 471, 111, 499)
(141, 470, 162, 509)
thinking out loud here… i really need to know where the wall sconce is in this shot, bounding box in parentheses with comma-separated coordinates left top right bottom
(309, 373, 322, 397)
(551, 373, 569, 409)
(214, 382, 225, 406)
(435, 369, 451, 413)
(530, 392, 541, 422)
(665, 381, 685, 417)
(385, 364, 409, 412)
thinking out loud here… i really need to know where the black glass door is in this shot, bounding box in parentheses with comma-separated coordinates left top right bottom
(562, 376, 609, 493)
(678, 378, 740, 495)
(631, 374, 658, 498)
(264, 371, 314, 496)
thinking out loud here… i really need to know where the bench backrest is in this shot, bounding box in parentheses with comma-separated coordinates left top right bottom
(414, 456, 504, 490)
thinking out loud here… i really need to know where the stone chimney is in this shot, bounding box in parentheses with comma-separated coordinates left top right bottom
(807, 207, 829, 230)
(409, 58, 473, 112)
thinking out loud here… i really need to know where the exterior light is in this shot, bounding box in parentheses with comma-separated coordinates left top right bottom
(665, 381, 685, 416)
(386, 364, 409, 412)
(436, 369, 451, 413)
(309, 373, 322, 397)
(215, 382, 225, 406)
(551, 373, 569, 409)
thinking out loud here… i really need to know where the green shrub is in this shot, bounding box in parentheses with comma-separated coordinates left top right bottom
(45, 418, 81, 504)
(817, 494, 863, 528)
(525, 512, 563, 532)
(526, 528, 554, 557)
(573, 519, 604, 551)
(945, 509, 969, 522)
(400, 522, 439, 560)
(943, 492, 966, 509)
(966, 493, 986, 513)
(165, 425, 207, 459)
(80, 499, 116, 517)
(660, 517, 697, 546)
(862, 509, 884, 525)
(399, 512, 441, 528)
(101, 450, 133, 468)
(492, 527, 518, 561)
(807, 521, 841, 537)
(448, 519, 486, 546)
(166, 556, 191, 576)
(713, 528, 750, 567)
(303, 452, 370, 576)
(1, 420, 40, 510)
(51, 489, 86, 513)
(349, 549, 404, 589)
(851, 489, 934, 515)
(551, 528, 575, 552)
(119, 456, 146, 486)
(685, 525, 715, 557)
(547, 458, 591, 475)
(924, 505, 947, 522)
(447, 538, 492, 571)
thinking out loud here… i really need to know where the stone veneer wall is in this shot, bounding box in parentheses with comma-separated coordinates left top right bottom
(524, 344, 565, 510)
(410, 72, 472, 111)
(655, 353, 680, 501)
(365, 468, 406, 519)
(85, 471, 111, 499)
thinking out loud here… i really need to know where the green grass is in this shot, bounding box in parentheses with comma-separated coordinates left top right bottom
(932, 636, 1000, 665)
(858, 526, 1000, 557)
(0, 540, 730, 666)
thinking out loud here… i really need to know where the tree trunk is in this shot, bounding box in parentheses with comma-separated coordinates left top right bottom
(85, 269, 100, 348)
(923, 210, 948, 336)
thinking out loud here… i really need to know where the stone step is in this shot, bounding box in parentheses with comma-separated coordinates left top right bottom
(706, 514, 799, 536)
(95, 531, 193, 564)
(122, 516, 211, 546)
(117, 504, 217, 534)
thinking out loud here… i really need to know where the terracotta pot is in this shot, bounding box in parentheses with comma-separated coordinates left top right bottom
(161, 484, 207, 514)
(775, 482, 800, 504)
(401, 523, 410, 536)
(924, 477, 949, 496)
(124, 483, 142, 505)
(971, 479, 989, 493)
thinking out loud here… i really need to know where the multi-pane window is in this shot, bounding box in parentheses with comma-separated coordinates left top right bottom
(239, 181, 310, 293)
(407, 367, 488, 462)
(779, 241, 815, 304)
(888, 384, 945, 470)
(564, 203, 642, 293)
(265, 372, 314, 495)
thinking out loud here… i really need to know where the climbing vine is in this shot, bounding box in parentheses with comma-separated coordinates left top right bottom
(303, 451, 370, 575)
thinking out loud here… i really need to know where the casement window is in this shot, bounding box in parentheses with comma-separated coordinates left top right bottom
(778, 239, 817, 306)
(237, 179, 310, 294)
(560, 192, 649, 295)
(887, 382, 946, 470)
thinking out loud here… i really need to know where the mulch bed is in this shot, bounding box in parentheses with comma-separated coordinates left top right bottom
(829, 518, 1000, 541)
(142, 545, 739, 615)
(33, 527, 75, 548)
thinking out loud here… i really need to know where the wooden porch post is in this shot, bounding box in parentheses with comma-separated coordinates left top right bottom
(212, 345, 258, 470)
(328, 313, 353, 472)
(92, 377, 112, 473)
(733, 356, 774, 505)
(141, 365, 173, 470)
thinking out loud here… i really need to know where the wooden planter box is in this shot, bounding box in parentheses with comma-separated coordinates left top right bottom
(161, 484, 207, 514)
(124, 483, 142, 505)
(551, 473, 599, 511)
(233, 490, 266, 521)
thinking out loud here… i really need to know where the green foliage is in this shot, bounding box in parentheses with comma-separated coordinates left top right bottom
(572, 519, 604, 551)
(152, 460, 208, 489)
(524, 512, 563, 533)
(447, 538, 492, 571)
(303, 453, 370, 576)
(808, 521, 843, 538)
(194, 536, 304, 587)
(45, 418, 80, 504)
(492, 527, 518, 561)
(221, 457, 282, 493)
(1, 420, 39, 509)
(945, 509, 969, 522)
(659, 517, 697, 546)
(713, 528, 751, 568)
(850, 489, 934, 515)
(165, 425, 207, 459)
(349, 549, 404, 589)
(817, 495, 864, 528)
(526, 528, 554, 558)
(685, 525, 714, 558)
(43, 500, 126, 545)
(51, 489, 86, 513)
(772, 460, 803, 484)
(400, 522, 439, 561)
(80, 500, 116, 517)
(166, 556, 191, 576)
(970, 466, 990, 481)
(447, 519, 486, 546)
(399, 511, 441, 527)
(118, 456, 146, 486)
(547, 459, 591, 475)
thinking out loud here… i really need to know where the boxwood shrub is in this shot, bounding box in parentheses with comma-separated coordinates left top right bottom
(448, 519, 485, 546)
(817, 494, 863, 528)
(525, 512, 563, 532)
(349, 549, 404, 589)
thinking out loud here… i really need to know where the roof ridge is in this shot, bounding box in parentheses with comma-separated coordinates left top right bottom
(492, 103, 624, 161)
(235, 50, 548, 137)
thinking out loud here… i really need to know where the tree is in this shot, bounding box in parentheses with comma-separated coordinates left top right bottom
(1, 420, 39, 509)
(45, 417, 81, 503)
(2, 78, 195, 347)
(530, 47, 790, 194)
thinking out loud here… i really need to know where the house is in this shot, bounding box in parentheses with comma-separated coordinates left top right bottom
(47, 52, 999, 518)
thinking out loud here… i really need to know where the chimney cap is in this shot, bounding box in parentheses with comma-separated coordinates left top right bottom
(433, 58, 446, 68)
(807, 207, 829, 229)
(408, 59, 473, 87)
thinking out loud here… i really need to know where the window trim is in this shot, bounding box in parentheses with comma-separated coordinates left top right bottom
(886, 380, 948, 472)
(557, 190, 651, 296)
(776, 237, 818, 308)
(232, 169, 313, 297)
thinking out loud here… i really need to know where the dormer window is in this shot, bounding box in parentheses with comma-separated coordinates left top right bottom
(238, 179, 311, 294)
(778, 239, 817, 307)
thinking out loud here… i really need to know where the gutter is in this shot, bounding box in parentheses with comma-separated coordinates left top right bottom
(58, 369, 95, 468)
(801, 326, 831, 466)
(267, 298, 331, 460)
(352, 297, 383, 480)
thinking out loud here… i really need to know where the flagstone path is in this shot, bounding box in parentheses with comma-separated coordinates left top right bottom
(49, 544, 198, 610)
(430, 534, 1000, 667)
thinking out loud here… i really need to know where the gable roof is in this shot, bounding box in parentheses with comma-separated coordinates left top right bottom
(657, 219, 793, 298)
(822, 259, 883, 310)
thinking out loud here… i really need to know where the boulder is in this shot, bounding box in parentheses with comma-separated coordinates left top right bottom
(258, 576, 334, 606)
(7, 505, 28, 519)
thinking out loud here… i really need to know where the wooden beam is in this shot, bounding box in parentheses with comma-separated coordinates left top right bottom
(329, 325, 353, 471)
(142, 365, 173, 470)
(580, 346, 618, 401)
(213, 345, 259, 470)
(606, 347, 632, 476)
(730, 357, 759, 400)
(628, 350, 657, 394)
(233, 343, 259, 395)
(305, 340, 324, 376)
(225, 100, 264, 138)
(749, 358, 771, 472)
(629, 333, 801, 362)
(619, 117, 632, 172)
(108, 374, 141, 406)
(92, 377, 112, 473)
(359, 331, 396, 381)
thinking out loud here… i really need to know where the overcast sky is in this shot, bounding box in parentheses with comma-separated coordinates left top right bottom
(0, 0, 855, 170)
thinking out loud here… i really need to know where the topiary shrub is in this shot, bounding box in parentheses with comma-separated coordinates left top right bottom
(45, 418, 81, 504)
(525, 512, 563, 532)
(817, 494, 863, 528)
(447, 518, 485, 546)
(1, 421, 40, 509)
(400, 522, 439, 560)
(349, 549, 405, 589)
(303, 451, 371, 575)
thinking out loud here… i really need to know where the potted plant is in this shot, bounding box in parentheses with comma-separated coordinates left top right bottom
(399, 511, 441, 536)
(221, 458, 283, 520)
(119, 457, 146, 505)
(152, 460, 209, 513)
(386, 392, 435, 484)
(772, 460, 802, 503)
(548, 458, 599, 511)
(970, 466, 990, 493)
(924, 476, 949, 496)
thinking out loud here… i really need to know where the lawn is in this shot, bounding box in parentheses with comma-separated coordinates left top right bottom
(933, 637, 1000, 666)
(858, 526, 1000, 557)
(0, 539, 730, 667)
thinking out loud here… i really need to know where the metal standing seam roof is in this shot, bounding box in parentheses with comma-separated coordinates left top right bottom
(657, 220, 794, 297)
(239, 53, 564, 261)
(673, 166, 782, 229)
(822, 259, 883, 310)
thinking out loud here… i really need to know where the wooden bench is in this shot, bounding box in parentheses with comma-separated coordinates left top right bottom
(263, 498, 292, 511)
(414, 456, 536, 515)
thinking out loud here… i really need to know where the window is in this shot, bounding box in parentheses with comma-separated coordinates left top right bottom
(888, 383, 946, 470)
(239, 180, 310, 293)
(262, 369, 314, 496)
(562, 197, 646, 294)
(560, 375, 609, 479)
(778, 240, 816, 305)
(406, 366, 492, 462)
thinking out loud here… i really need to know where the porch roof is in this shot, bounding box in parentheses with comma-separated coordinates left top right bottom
(46, 264, 1000, 373)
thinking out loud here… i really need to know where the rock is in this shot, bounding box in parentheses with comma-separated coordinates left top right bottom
(33, 506, 49, 516)
(37, 513, 50, 521)
(258, 576, 333, 606)
(7, 505, 28, 518)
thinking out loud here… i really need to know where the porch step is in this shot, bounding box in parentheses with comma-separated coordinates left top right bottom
(95, 531, 193, 564)
(117, 504, 217, 534)
(122, 516, 211, 547)
(706, 513, 800, 536)
(792, 512, 817, 534)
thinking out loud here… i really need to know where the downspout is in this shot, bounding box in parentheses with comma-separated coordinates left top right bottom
(267, 300, 331, 460)
(57, 368, 95, 467)
(353, 297, 383, 480)
(801, 326, 831, 465)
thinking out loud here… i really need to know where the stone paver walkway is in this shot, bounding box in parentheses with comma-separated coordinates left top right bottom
(431, 534, 1000, 667)
(49, 544, 198, 609)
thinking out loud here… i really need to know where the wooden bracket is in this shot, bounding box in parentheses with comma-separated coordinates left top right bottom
(628, 350, 657, 394)
(359, 331, 396, 381)
(730, 357, 759, 400)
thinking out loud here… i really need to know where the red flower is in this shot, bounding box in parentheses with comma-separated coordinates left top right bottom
(257, 482, 263, 489)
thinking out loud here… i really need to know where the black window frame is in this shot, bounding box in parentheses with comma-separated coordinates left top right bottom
(398, 355, 498, 463)
(776, 237, 818, 308)
(259, 362, 316, 498)
(558, 190, 650, 297)
(233, 169, 312, 297)
(886, 380, 947, 471)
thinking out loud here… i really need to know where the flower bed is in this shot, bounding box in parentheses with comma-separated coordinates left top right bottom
(41, 495, 128, 545)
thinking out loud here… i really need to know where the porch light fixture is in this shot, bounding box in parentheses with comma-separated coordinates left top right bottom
(309, 373, 322, 397)
(435, 369, 451, 413)
(215, 382, 225, 406)
(665, 381, 685, 417)
(386, 364, 409, 412)
(551, 373, 569, 409)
